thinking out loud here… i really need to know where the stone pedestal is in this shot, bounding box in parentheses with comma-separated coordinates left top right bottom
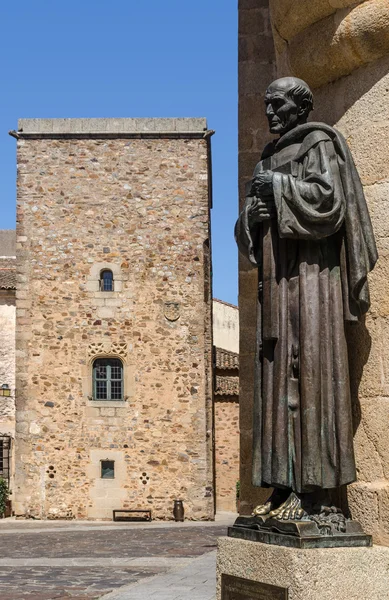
(217, 537, 389, 599)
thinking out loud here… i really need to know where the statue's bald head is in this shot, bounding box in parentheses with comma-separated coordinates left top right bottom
(265, 77, 314, 135)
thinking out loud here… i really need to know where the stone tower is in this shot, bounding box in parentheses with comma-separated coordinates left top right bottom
(13, 118, 214, 520)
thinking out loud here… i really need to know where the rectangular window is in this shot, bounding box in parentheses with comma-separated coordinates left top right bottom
(0, 436, 11, 485)
(101, 460, 115, 479)
(93, 358, 123, 401)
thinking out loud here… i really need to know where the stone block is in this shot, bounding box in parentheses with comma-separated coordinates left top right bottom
(354, 397, 389, 482)
(270, 0, 356, 42)
(97, 306, 115, 319)
(347, 481, 389, 546)
(217, 536, 389, 599)
(104, 298, 122, 307)
(239, 8, 268, 36)
(18, 118, 207, 135)
(18, 119, 53, 134)
(239, 33, 275, 64)
(85, 280, 99, 292)
(239, 0, 269, 9)
(347, 123, 389, 186)
(174, 118, 207, 132)
(347, 314, 384, 399)
(284, 0, 389, 89)
(239, 62, 277, 96)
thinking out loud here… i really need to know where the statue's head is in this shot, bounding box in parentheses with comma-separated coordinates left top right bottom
(265, 77, 313, 136)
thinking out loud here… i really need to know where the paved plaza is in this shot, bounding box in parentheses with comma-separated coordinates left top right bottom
(0, 513, 236, 599)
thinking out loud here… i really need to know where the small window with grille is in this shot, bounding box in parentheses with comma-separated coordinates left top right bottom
(93, 358, 123, 401)
(0, 436, 11, 486)
(100, 269, 114, 291)
(101, 460, 115, 479)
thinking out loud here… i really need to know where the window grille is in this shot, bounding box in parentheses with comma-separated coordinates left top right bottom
(100, 270, 114, 291)
(0, 436, 11, 486)
(93, 358, 123, 401)
(101, 460, 115, 479)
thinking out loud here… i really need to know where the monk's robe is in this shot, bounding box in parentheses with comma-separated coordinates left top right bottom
(235, 122, 377, 493)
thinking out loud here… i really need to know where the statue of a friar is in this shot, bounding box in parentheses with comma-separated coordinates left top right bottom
(235, 77, 377, 526)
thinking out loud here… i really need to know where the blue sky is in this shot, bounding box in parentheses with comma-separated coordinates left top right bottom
(0, 1, 238, 305)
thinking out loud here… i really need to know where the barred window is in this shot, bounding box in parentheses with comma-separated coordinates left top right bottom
(100, 270, 114, 291)
(0, 436, 11, 486)
(93, 358, 123, 401)
(101, 460, 115, 479)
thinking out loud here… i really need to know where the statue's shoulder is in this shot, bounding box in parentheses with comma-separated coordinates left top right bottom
(295, 123, 335, 160)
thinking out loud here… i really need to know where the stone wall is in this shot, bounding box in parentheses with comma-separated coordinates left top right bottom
(14, 118, 214, 520)
(0, 236, 17, 494)
(214, 397, 239, 512)
(312, 58, 389, 547)
(238, 0, 277, 514)
(238, 0, 389, 544)
(213, 300, 240, 513)
(213, 300, 239, 354)
(0, 291, 15, 433)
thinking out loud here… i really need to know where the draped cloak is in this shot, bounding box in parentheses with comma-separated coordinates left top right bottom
(235, 123, 377, 493)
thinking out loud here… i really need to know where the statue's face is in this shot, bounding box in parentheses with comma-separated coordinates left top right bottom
(265, 87, 300, 135)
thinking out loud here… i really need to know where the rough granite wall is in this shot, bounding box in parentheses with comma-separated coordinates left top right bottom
(312, 58, 389, 547)
(14, 118, 214, 520)
(238, 0, 389, 545)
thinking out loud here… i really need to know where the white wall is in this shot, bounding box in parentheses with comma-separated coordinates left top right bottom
(213, 299, 239, 353)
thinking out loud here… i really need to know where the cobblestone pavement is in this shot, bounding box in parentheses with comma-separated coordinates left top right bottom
(0, 514, 235, 599)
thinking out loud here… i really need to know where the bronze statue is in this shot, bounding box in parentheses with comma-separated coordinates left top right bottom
(235, 77, 377, 528)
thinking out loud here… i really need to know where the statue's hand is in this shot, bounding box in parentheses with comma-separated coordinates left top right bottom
(248, 197, 276, 224)
(251, 170, 274, 197)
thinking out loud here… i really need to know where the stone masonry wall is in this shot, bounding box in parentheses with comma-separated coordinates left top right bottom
(14, 119, 214, 520)
(312, 57, 389, 546)
(238, 0, 277, 514)
(0, 291, 15, 431)
(214, 397, 239, 512)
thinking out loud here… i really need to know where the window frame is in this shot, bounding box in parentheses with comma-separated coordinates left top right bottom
(92, 357, 124, 401)
(101, 460, 115, 479)
(99, 269, 114, 292)
(0, 435, 11, 486)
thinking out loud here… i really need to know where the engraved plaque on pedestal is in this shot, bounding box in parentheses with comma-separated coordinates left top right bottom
(222, 574, 288, 600)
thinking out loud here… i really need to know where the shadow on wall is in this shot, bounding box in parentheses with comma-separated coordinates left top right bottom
(311, 54, 389, 127)
(346, 318, 371, 439)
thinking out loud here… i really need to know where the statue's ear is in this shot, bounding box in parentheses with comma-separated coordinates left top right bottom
(298, 99, 311, 118)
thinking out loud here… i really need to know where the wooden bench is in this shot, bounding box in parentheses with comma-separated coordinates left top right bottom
(113, 509, 152, 522)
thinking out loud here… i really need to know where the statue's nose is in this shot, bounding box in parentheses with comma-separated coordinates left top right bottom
(266, 104, 274, 116)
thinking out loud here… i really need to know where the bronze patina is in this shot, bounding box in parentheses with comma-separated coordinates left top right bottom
(233, 77, 377, 545)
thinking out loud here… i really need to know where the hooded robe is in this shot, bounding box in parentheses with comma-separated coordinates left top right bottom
(235, 122, 377, 493)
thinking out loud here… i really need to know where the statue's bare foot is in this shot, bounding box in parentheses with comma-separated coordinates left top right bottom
(252, 489, 289, 517)
(268, 492, 307, 520)
(252, 501, 272, 516)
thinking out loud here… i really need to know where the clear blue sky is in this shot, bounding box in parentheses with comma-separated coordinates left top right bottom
(0, 1, 238, 305)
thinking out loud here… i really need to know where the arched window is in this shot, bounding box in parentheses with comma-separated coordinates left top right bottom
(93, 358, 123, 400)
(100, 269, 114, 291)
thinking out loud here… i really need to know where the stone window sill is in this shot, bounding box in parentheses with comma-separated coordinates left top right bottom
(94, 291, 121, 299)
(89, 400, 127, 408)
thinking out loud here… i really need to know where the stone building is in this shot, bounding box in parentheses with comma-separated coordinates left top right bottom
(0, 230, 16, 493)
(213, 299, 239, 513)
(238, 0, 389, 546)
(12, 118, 215, 520)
